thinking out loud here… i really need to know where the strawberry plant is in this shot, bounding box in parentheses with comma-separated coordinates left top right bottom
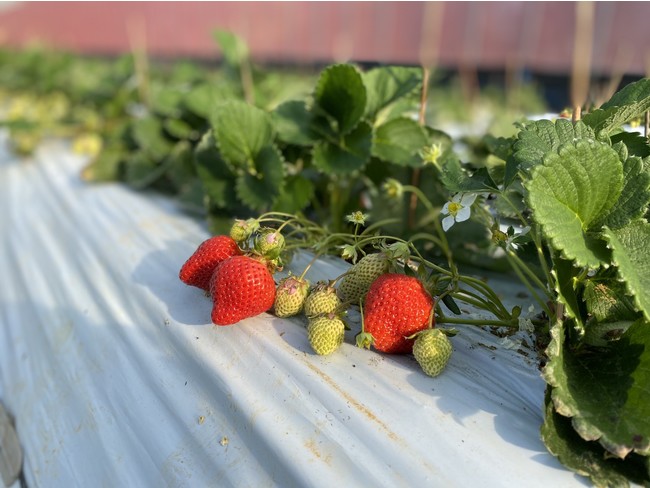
(5, 29, 650, 486)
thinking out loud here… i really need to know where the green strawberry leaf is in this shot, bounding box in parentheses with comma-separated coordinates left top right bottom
(131, 116, 173, 162)
(235, 144, 285, 210)
(599, 157, 650, 230)
(525, 141, 623, 268)
(581, 79, 650, 137)
(184, 82, 236, 119)
(371, 117, 429, 167)
(272, 100, 319, 146)
(124, 150, 163, 189)
(212, 100, 274, 168)
(611, 131, 650, 159)
(273, 174, 315, 213)
(194, 131, 237, 209)
(601, 78, 650, 110)
(583, 106, 650, 138)
(440, 155, 499, 192)
(164, 140, 195, 190)
(82, 146, 123, 182)
(164, 117, 195, 140)
(312, 121, 372, 174)
(313, 64, 367, 135)
(543, 319, 650, 459)
(507, 119, 595, 186)
(150, 83, 184, 117)
(362, 66, 421, 120)
(603, 221, 650, 321)
(541, 387, 650, 488)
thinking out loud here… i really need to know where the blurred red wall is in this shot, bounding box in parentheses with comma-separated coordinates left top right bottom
(0, 2, 648, 75)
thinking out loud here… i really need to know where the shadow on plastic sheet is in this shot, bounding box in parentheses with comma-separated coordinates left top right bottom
(132, 239, 213, 327)
(402, 338, 579, 473)
(268, 316, 313, 356)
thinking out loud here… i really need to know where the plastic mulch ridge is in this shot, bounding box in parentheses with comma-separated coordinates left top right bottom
(0, 132, 588, 487)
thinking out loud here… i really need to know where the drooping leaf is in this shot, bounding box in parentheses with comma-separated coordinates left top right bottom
(599, 157, 650, 230)
(213, 30, 250, 67)
(273, 174, 315, 214)
(312, 121, 372, 174)
(611, 131, 650, 159)
(272, 100, 319, 146)
(541, 387, 650, 488)
(131, 116, 173, 161)
(212, 100, 274, 168)
(440, 155, 499, 193)
(603, 221, 650, 321)
(583, 279, 640, 324)
(552, 256, 583, 326)
(507, 119, 596, 186)
(313, 64, 367, 135)
(526, 141, 622, 268)
(235, 144, 285, 210)
(363, 66, 421, 120)
(543, 319, 650, 459)
(371, 117, 428, 167)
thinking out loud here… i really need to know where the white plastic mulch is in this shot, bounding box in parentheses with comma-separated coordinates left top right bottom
(0, 133, 588, 487)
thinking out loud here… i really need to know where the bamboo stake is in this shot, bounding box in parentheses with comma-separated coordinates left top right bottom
(571, 1, 594, 122)
(126, 17, 150, 108)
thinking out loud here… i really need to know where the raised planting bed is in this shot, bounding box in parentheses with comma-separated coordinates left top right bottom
(0, 133, 587, 487)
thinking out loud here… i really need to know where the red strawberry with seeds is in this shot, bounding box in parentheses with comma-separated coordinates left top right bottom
(209, 255, 276, 326)
(363, 273, 434, 354)
(179, 236, 241, 291)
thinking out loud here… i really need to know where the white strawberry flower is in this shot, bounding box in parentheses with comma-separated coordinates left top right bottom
(441, 193, 477, 231)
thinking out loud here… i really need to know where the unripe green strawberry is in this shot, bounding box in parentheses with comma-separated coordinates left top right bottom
(254, 227, 285, 260)
(230, 218, 259, 243)
(303, 282, 341, 318)
(412, 329, 452, 377)
(337, 252, 390, 303)
(308, 314, 345, 355)
(273, 275, 310, 318)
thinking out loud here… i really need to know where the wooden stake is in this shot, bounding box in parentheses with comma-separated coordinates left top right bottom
(408, 2, 444, 229)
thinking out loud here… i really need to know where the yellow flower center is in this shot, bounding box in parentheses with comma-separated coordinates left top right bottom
(447, 202, 462, 217)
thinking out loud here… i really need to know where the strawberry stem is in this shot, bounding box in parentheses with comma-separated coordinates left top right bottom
(355, 299, 374, 349)
(298, 253, 321, 281)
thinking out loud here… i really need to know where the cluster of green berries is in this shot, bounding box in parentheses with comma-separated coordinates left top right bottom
(199, 216, 456, 377)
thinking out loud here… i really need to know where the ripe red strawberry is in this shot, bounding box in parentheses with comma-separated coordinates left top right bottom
(179, 236, 242, 291)
(209, 255, 276, 326)
(363, 273, 434, 354)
